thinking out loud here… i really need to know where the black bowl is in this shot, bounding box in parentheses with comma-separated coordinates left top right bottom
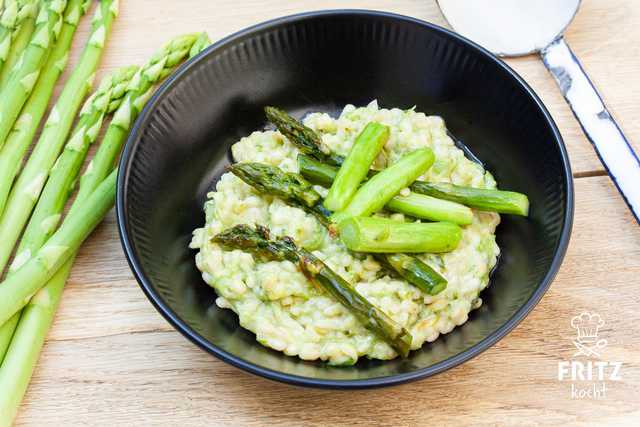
(117, 10, 573, 388)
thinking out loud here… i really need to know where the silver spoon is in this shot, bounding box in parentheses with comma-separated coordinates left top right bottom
(438, 0, 640, 223)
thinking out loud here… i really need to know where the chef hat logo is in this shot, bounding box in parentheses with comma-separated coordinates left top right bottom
(571, 312, 604, 344)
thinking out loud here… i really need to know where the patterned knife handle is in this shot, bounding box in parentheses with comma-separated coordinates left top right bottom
(542, 37, 640, 224)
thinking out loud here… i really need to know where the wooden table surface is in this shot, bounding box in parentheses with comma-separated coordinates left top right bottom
(14, 0, 640, 425)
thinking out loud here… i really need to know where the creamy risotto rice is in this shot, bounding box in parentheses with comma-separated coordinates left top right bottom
(190, 101, 500, 365)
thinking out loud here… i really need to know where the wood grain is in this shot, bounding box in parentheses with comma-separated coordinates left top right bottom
(10, 0, 640, 425)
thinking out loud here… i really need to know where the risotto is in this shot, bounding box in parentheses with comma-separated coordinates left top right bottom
(190, 101, 501, 365)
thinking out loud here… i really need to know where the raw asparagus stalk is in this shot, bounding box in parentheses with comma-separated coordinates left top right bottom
(0, 169, 117, 422)
(279, 109, 530, 217)
(331, 148, 435, 223)
(410, 182, 530, 216)
(189, 31, 210, 58)
(0, 67, 136, 363)
(264, 106, 344, 166)
(0, 0, 87, 215)
(0, 169, 117, 327)
(0, 35, 208, 416)
(0, 0, 117, 272)
(298, 154, 473, 225)
(338, 216, 462, 253)
(0, 0, 67, 147)
(377, 254, 447, 295)
(228, 162, 449, 293)
(0, 0, 39, 88)
(14, 66, 136, 258)
(0, 0, 21, 74)
(213, 224, 413, 357)
(78, 32, 201, 201)
(324, 122, 388, 212)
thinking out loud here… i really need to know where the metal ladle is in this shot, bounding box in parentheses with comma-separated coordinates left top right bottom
(438, 0, 640, 223)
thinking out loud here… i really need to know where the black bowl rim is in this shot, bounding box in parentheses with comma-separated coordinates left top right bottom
(116, 9, 575, 389)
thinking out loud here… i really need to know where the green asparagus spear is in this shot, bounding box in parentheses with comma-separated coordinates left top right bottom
(0, 169, 117, 327)
(0, 0, 21, 74)
(280, 109, 530, 217)
(410, 182, 530, 216)
(227, 162, 331, 225)
(0, 67, 137, 364)
(324, 122, 388, 212)
(0, 0, 67, 147)
(377, 254, 447, 295)
(15, 66, 136, 258)
(0, 0, 116, 272)
(229, 162, 449, 293)
(189, 31, 210, 58)
(0, 0, 39, 88)
(338, 216, 462, 253)
(0, 169, 117, 423)
(331, 148, 435, 223)
(264, 106, 344, 165)
(214, 224, 413, 357)
(385, 193, 473, 225)
(0, 0, 87, 215)
(298, 155, 473, 225)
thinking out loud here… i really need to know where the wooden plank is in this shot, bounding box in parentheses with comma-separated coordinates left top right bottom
(15, 175, 640, 426)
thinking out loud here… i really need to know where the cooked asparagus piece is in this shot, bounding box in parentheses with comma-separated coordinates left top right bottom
(378, 254, 447, 295)
(228, 162, 449, 293)
(264, 106, 344, 165)
(0, 169, 117, 327)
(278, 109, 530, 217)
(331, 148, 435, 223)
(0, 0, 67, 147)
(227, 162, 331, 225)
(0, 169, 117, 422)
(410, 182, 530, 216)
(324, 122, 389, 212)
(213, 224, 413, 357)
(0, 0, 87, 215)
(298, 155, 473, 225)
(0, 0, 39, 88)
(385, 193, 473, 225)
(0, 0, 116, 272)
(338, 216, 462, 253)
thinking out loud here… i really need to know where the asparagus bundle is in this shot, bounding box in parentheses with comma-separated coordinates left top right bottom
(268, 106, 530, 216)
(213, 224, 413, 357)
(228, 162, 451, 294)
(297, 155, 473, 225)
(0, 0, 67, 147)
(324, 122, 388, 212)
(0, 0, 117, 271)
(0, 66, 137, 362)
(0, 0, 88, 215)
(0, 34, 208, 422)
(0, 0, 39, 87)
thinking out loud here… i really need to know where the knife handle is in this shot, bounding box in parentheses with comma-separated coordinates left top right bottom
(541, 37, 640, 224)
